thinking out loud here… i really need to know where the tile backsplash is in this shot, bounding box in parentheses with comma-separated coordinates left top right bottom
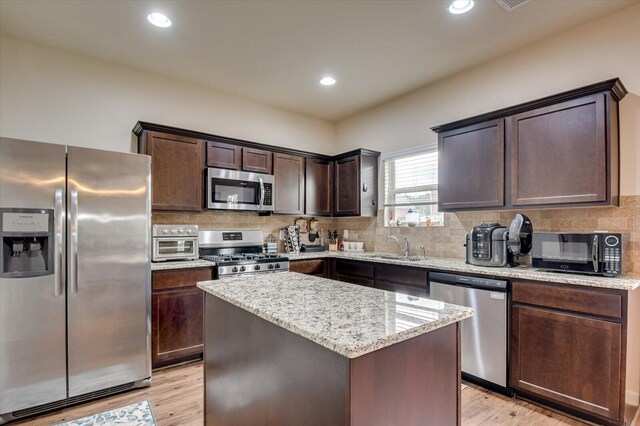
(336, 195, 640, 274)
(152, 210, 337, 250)
(153, 195, 639, 273)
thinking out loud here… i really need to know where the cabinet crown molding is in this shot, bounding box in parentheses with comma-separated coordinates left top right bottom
(431, 78, 627, 134)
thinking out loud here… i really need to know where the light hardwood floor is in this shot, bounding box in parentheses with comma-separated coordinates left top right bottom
(15, 361, 587, 426)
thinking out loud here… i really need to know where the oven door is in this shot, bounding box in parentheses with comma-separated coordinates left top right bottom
(532, 233, 600, 274)
(153, 237, 198, 261)
(207, 168, 274, 211)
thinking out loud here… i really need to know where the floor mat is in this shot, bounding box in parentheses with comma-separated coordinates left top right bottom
(55, 400, 156, 426)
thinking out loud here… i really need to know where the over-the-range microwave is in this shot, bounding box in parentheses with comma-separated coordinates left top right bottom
(532, 232, 622, 277)
(206, 167, 274, 212)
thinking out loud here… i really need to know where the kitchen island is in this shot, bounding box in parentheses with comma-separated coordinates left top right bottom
(197, 272, 473, 426)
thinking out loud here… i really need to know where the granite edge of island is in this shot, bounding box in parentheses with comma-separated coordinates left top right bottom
(197, 272, 474, 359)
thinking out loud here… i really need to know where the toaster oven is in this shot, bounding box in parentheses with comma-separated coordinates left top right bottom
(152, 224, 199, 262)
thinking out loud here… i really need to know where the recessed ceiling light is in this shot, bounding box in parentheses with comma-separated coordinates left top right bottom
(448, 0, 474, 14)
(320, 76, 336, 86)
(147, 12, 172, 28)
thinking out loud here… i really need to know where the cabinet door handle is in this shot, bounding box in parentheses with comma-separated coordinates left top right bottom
(362, 183, 368, 192)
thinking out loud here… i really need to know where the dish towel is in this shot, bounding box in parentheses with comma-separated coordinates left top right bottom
(56, 400, 156, 426)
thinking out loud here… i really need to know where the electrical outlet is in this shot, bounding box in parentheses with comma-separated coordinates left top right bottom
(343, 229, 349, 239)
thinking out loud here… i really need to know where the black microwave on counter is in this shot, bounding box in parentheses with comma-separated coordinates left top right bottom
(532, 232, 622, 277)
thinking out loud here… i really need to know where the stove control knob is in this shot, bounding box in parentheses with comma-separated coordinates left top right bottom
(186, 229, 193, 234)
(254, 265, 260, 271)
(240, 266, 246, 272)
(162, 229, 168, 234)
(178, 229, 184, 233)
(232, 267, 238, 273)
(268, 264, 274, 270)
(275, 263, 280, 269)
(171, 229, 177, 234)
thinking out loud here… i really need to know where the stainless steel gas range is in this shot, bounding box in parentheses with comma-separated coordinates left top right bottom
(199, 230, 289, 278)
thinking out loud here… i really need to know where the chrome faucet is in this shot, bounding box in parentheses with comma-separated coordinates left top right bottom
(384, 235, 409, 258)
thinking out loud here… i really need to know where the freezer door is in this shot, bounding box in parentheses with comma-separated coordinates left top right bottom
(0, 138, 67, 414)
(429, 282, 507, 387)
(67, 146, 151, 397)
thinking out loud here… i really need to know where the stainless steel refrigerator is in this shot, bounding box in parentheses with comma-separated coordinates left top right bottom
(0, 137, 152, 424)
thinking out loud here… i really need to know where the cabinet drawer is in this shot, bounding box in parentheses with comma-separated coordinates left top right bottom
(511, 280, 622, 319)
(375, 264, 427, 287)
(290, 259, 326, 276)
(152, 267, 213, 291)
(334, 259, 374, 279)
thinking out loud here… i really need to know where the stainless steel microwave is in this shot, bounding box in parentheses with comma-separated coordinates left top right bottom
(206, 168, 274, 212)
(532, 232, 622, 276)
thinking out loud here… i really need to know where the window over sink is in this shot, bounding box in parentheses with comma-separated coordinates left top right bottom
(383, 145, 444, 227)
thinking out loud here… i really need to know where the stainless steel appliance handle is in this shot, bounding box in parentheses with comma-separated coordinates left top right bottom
(54, 188, 65, 296)
(70, 189, 79, 293)
(592, 235, 599, 273)
(259, 177, 265, 210)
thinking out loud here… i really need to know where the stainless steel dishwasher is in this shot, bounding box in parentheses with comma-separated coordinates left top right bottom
(429, 272, 510, 393)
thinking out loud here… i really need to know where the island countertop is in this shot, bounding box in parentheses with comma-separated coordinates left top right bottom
(197, 272, 473, 358)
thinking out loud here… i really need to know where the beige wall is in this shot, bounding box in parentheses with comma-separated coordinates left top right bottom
(0, 36, 337, 155)
(337, 4, 640, 196)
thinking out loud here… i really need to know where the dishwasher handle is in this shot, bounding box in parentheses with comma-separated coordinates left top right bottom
(429, 272, 508, 292)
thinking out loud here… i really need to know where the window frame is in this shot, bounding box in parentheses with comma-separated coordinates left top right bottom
(381, 145, 442, 227)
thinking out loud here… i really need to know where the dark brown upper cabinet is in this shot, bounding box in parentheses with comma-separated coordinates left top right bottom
(242, 147, 273, 174)
(508, 94, 607, 206)
(206, 141, 241, 170)
(137, 130, 204, 211)
(438, 120, 505, 210)
(273, 153, 305, 215)
(305, 158, 333, 216)
(134, 122, 380, 216)
(334, 150, 379, 217)
(431, 78, 626, 212)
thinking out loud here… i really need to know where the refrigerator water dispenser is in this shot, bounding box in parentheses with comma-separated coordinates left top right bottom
(0, 208, 53, 278)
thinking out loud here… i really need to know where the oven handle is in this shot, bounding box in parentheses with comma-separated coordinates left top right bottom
(592, 235, 599, 273)
(258, 177, 265, 211)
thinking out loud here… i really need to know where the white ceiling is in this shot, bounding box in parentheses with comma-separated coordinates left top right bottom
(0, 0, 636, 121)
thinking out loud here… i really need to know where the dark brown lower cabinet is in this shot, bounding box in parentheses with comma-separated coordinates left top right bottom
(509, 280, 637, 426)
(152, 267, 212, 369)
(289, 259, 328, 278)
(329, 259, 375, 287)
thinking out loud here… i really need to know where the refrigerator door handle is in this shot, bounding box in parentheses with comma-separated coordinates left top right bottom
(70, 188, 79, 293)
(54, 188, 65, 296)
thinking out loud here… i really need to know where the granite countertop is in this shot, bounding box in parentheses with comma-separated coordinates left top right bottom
(285, 251, 640, 291)
(197, 272, 473, 358)
(151, 259, 216, 271)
